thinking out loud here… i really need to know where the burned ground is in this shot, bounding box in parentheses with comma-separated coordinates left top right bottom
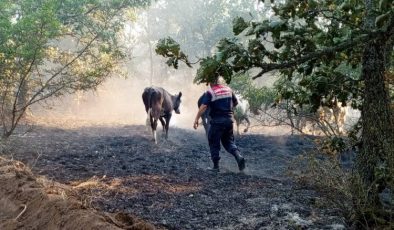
(2, 123, 346, 229)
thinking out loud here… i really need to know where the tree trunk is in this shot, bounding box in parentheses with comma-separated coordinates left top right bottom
(356, 35, 394, 223)
(354, 0, 394, 225)
(148, 40, 154, 85)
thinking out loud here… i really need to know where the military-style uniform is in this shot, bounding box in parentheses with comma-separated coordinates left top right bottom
(198, 92, 211, 137)
(200, 84, 245, 171)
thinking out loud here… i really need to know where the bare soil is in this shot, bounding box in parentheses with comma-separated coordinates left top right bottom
(1, 121, 346, 229)
(0, 156, 155, 230)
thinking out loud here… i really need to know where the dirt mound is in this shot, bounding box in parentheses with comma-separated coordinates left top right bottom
(0, 157, 156, 230)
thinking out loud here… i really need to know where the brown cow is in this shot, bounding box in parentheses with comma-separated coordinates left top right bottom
(142, 87, 182, 143)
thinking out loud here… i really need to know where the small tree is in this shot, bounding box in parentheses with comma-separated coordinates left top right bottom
(0, 0, 149, 138)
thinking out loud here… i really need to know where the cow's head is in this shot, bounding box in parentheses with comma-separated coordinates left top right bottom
(174, 92, 182, 114)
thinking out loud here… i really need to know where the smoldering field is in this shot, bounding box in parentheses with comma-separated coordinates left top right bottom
(2, 75, 347, 229)
(0, 1, 352, 229)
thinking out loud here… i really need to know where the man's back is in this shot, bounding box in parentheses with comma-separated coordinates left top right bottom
(202, 84, 238, 121)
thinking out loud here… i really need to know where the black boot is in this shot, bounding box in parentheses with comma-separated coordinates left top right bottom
(211, 161, 219, 172)
(233, 151, 245, 171)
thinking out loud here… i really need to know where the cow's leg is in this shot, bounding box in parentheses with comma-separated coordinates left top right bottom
(146, 108, 152, 131)
(159, 117, 166, 133)
(243, 117, 250, 133)
(164, 113, 172, 140)
(149, 114, 154, 137)
(153, 119, 158, 144)
(150, 114, 159, 144)
(236, 120, 240, 135)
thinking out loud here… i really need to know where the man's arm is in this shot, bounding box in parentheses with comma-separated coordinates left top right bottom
(193, 104, 208, 129)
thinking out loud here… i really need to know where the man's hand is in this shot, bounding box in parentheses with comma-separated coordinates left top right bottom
(194, 104, 207, 130)
(193, 120, 199, 129)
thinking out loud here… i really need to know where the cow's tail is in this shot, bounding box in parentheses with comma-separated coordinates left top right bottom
(149, 90, 161, 119)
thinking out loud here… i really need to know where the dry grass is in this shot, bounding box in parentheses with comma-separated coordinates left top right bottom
(288, 150, 353, 218)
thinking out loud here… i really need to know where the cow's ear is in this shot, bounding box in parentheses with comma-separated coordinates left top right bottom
(178, 92, 182, 98)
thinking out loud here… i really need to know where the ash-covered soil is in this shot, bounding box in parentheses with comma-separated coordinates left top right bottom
(3, 124, 346, 229)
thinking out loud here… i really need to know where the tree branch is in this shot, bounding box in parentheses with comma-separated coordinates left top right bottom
(252, 33, 371, 79)
(27, 34, 99, 107)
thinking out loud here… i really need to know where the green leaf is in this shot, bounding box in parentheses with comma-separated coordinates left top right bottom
(375, 12, 391, 28)
(307, 0, 318, 8)
(233, 17, 249, 35)
(339, 0, 352, 11)
(194, 56, 233, 84)
(155, 37, 192, 69)
(155, 37, 181, 57)
(269, 19, 285, 30)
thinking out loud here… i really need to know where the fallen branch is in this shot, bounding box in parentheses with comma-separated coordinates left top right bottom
(14, 204, 27, 221)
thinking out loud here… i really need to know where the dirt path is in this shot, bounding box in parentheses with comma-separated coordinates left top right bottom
(3, 124, 345, 229)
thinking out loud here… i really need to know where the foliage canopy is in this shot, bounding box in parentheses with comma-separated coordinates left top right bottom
(0, 0, 150, 137)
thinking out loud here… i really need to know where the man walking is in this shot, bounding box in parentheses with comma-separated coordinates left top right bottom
(193, 77, 246, 172)
(197, 92, 211, 137)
